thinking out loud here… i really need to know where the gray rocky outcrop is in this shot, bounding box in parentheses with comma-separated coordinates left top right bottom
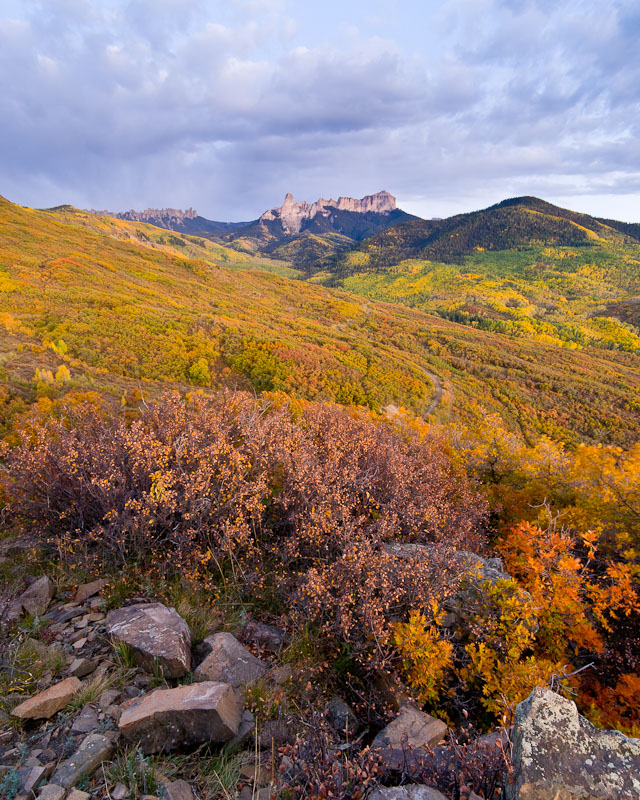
(384, 543, 531, 634)
(193, 632, 268, 687)
(106, 603, 191, 677)
(372, 704, 448, 771)
(509, 687, 640, 799)
(118, 682, 243, 753)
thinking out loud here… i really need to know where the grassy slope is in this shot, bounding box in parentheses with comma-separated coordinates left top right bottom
(1, 196, 640, 445)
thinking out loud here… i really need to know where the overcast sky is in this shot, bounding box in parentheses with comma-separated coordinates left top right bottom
(1, 0, 639, 221)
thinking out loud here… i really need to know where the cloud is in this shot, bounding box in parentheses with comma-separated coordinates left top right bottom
(0, 0, 639, 220)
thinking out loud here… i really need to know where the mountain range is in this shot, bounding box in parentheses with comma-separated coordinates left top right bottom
(96, 191, 418, 269)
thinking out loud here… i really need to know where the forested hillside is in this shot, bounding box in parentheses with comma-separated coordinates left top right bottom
(311, 197, 640, 355)
(1, 196, 640, 445)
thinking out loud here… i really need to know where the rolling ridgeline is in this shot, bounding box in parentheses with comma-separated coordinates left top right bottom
(1, 190, 640, 799)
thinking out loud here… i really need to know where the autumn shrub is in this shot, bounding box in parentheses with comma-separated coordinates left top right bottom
(404, 728, 513, 800)
(3, 391, 486, 672)
(2, 391, 271, 578)
(277, 713, 382, 800)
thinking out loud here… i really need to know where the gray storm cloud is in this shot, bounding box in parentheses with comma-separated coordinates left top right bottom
(0, 0, 638, 220)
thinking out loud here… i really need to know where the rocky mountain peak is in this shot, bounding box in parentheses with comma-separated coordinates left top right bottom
(260, 190, 397, 234)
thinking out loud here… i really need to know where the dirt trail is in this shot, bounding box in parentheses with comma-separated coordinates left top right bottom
(422, 369, 443, 417)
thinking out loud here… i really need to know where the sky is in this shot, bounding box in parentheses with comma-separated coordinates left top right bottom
(1, 0, 639, 221)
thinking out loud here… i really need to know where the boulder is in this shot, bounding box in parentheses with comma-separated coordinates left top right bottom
(12, 677, 81, 720)
(372, 704, 448, 771)
(193, 633, 268, 687)
(369, 787, 448, 800)
(118, 682, 243, 753)
(106, 603, 191, 677)
(509, 687, 640, 799)
(19, 576, 55, 617)
(50, 734, 114, 789)
(111, 784, 130, 800)
(227, 709, 256, 750)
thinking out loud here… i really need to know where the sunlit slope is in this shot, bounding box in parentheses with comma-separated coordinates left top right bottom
(43, 204, 302, 278)
(325, 197, 640, 352)
(1, 195, 640, 445)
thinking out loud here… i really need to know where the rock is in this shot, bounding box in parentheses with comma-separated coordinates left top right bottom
(243, 620, 287, 652)
(21, 765, 47, 794)
(193, 633, 268, 687)
(99, 689, 121, 708)
(70, 705, 100, 734)
(369, 787, 448, 800)
(256, 718, 296, 750)
(72, 637, 87, 650)
(67, 791, 91, 800)
(111, 783, 130, 800)
(75, 579, 109, 603)
(106, 603, 191, 678)
(50, 734, 114, 789)
(12, 677, 82, 720)
(327, 697, 359, 735)
(118, 682, 243, 754)
(69, 658, 96, 678)
(19, 576, 54, 617)
(509, 687, 640, 799)
(267, 664, 292, 686)
(372, 704, 448, 771)
(227, 709, 255, 750)
(36, 785, 66, 800)
(385, 543, 532, 636)
(164, 780, 195, 800)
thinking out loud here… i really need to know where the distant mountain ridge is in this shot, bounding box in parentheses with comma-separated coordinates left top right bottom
(328, 195, 640, 276)
(91, 206, 251, 234)
(94, 190, 419, 269)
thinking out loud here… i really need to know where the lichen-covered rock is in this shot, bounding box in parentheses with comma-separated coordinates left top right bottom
(509, 687, 640, 799)
(118, 682, 243, 753)
(193, 633, 268, 687)
(12, 677, 81, 720)
(372, 704, 448, 771)
(106, 603, 191, 678)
